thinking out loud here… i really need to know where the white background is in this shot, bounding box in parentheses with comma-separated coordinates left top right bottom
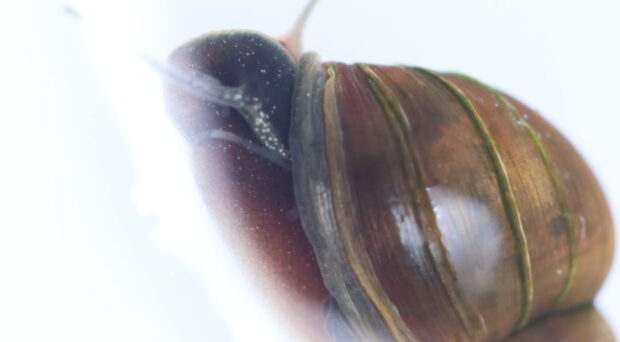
(1, 0, 619, 341)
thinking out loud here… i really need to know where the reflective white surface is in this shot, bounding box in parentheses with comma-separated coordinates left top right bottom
(1, 0, 619, 341)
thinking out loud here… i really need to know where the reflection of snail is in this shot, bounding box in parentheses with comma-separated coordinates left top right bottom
(163, 1, 614, 341)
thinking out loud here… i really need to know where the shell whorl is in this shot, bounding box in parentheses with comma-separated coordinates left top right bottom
(291, 55, 614, 342)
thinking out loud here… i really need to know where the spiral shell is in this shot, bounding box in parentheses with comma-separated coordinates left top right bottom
(291, 54, 614, 341)
(166, 30, 614, 342)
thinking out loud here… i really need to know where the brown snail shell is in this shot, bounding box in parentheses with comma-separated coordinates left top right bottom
(165, 29, 614, 342)
(502, 306, 615, 342)
(291, 54, 614, 341)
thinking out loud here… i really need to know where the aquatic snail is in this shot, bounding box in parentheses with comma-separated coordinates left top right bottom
(162, 1, 614, 341)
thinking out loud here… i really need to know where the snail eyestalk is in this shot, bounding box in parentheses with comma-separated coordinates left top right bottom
(278, 0, 319, 61)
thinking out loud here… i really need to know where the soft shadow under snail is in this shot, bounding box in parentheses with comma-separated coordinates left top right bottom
(163, 1, 615, 341)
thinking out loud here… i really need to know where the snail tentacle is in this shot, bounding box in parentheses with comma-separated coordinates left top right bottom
(278, 0, 319, 60)
(140, 51, 244, 106)
(141, 51, 291, 160)
(207, 129, 292, 171)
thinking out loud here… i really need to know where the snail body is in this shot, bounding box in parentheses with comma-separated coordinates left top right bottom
(165, 24, 613, 342)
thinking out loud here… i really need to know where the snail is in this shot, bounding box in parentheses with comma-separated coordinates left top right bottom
(162, 1, 614, 341)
